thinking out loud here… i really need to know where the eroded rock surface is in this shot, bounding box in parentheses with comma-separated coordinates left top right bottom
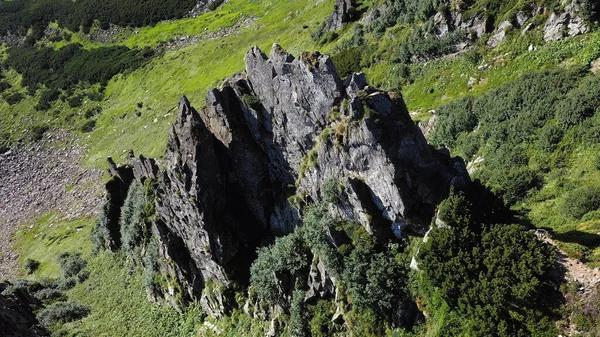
(326, 0, 358, 31)
(101, 44, 469, 318)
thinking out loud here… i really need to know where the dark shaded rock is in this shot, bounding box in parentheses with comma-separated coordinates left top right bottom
(129, 154, 159, 182)
(326, 0, 359, 31)
(392, 298, 423, 329)
(153, 96, 267, 311)
(101, 157, 134, 250)
(0, 282, 49, 337)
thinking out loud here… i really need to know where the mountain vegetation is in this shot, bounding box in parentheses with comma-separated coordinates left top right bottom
(1, 0, 600, 336)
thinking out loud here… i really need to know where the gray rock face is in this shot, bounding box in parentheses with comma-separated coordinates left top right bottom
(326, 0, 358, 31)
(544, 12, 571, 41)
(100, 44, 469, 318)
(305, 256, 336, 301)
(297, 74, 469, 237)
(245, 45, 343, 172)
(487, 20, 513, 48)
(544, 1, 590, 42)
(154, 96, 267, 303)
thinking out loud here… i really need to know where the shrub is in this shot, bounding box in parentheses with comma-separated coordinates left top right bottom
(289, 290, 308, 337)
(67, 95, 83, 108)
(31, 125, 49, 141)
(80, 120, 96, 133)
(322, 178, 341, 204)
(343, 241, 408, 318)
(561, 186, 600, 219)
(33, 288, 65, 301)
(331, 47, 363, 77)
(241, 94, 261, 111)
(556, 76, 600, 128)
(56, 278, 76, 291)
(538, 123, 563, 153)
(76, 269, 90, 283)
(35, 89, 60, 111)
(308, 300, 334, 337)
(3, 92, 24, 105)
(37, 301, 90, 326)
(249, 231, 310, 306)
(57, 252, 87, 278)
(0, 80, 11, 93)
(420, 191, 559, 336)
(24, 258, 40, 274)
(120, 180, 154, 259)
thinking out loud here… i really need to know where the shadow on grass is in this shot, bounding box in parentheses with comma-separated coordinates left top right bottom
(553, 230, 600, 250)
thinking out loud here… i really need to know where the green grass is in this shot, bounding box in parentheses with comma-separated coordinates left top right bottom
(363, 29, 600, 116)
(63, 253, 205, 337)
(83, 0, 334, 167)
(12, 211, 206, 336)
(13, 213, 94, 279)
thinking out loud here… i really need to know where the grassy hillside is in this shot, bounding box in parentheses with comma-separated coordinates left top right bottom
(3, 0, 600, 335)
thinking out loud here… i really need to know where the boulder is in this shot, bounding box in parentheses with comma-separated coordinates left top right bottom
(326, 0, 358, 31)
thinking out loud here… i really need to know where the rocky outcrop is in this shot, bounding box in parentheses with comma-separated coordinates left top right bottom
(100, 44, 469, 319)
(153, 96, 268, 304)
(487, 20, 513, 48)
(544, 1, 590, 42)
(326, 0, 359, 31)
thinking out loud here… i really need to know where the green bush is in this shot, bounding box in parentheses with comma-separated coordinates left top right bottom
(33, 288, 65, 302)
(419, 190, 559, 336)
(80, 120, 96, 133)
(37, 301, 90, 326)
(431, 69, 591, 205)
(289, 290, 308, 337)
(3, 92, 24, 105)
(0, 80, 11, 93)
(31, 125, 49, 141)
(57, 252, 87, 278)
(555, 76, 600, 128)
(249, 231, 310, 306)
(308, 300, 335, 337)
(120, 180, 155, 259)
(24, 258, 40, 274)
(561, 186, 600, 219)
(5, 44, 153, 93)
(0, 0, 196, 39)
(321, 178, 341, 204)
(331, 47, 363, 77)
(76, 269, 90, 283)
(56, 278, 76, 291)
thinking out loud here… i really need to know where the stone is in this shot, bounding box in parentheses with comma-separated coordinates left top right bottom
(326, 0, 358, 31)
(433, 12, 450, 37)
(516, 11, 529, 27)
(544, 13, 570, 41)
(487, 21, 513, 48)
(305, 256, 336, 301)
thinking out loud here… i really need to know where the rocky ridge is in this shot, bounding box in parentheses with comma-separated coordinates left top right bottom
(98, 44, 469, 322)
(428, 0, 594, 48)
